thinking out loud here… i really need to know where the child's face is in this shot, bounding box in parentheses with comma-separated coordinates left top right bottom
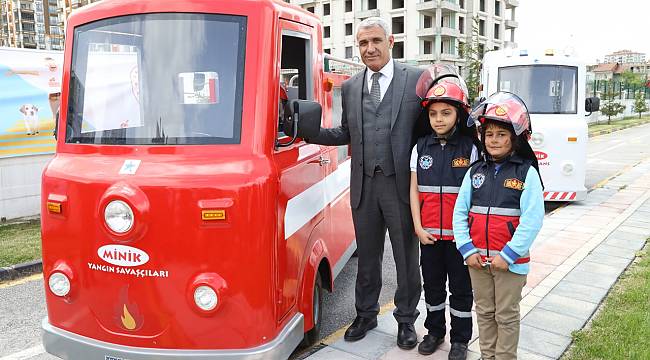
(427, 102, 457, 137)
(483, 122, 513, 161)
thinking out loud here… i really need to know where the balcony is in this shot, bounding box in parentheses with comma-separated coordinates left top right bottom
(416, 1, 435, 13)
(355, 9, 380, 19)
(505, 19, 518, 28)
(416, 26, 460, 38)
(505, 0, 519, 8)
(440, 1, 461, 13)
(293, 0, 316, 5)
(417, 53, 460, 63)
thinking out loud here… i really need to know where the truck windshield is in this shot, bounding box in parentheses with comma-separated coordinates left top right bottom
(65, 13, 246, 145)
(498, 65, 577, 114)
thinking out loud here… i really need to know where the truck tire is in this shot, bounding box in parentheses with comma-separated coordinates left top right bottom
(301, 273, 322, 347)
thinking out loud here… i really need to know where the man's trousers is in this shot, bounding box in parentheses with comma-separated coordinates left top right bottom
(352, 171, 421, 324)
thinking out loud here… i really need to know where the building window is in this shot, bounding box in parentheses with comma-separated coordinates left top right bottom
(324, 26, 330, 38)
(493, 46, 499, 51)
(392, 41, 404, 59)
(495, 1, 501, 16)
(458, 42, 465, 57)
(423, 15, 432, 28)
(345, 23, 353, 35)
(345, 0, 352, 12)
(459, 0, 465, 9)
(478, 43, 485, 56)
(324, 48, 331, 54)
(480, 0, 485, 12)
(494, 24, 499, 39)
(424, 40, 432, 54)
(392, 0, 404, 8)
(306, 6, 314, 13)
(479, 19, 485, 36)
(367, 0, 377, 10)
(392, 16, 404, 34)
(323, 3, 330, 16)
(345, 46, 353, 58)
(459, 16, 465, 34)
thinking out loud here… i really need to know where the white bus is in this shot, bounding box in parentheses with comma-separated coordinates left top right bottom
(479, 48, 599, 201)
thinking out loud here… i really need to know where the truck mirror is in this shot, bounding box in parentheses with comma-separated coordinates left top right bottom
(279, 100, 321, 147)
(585, 97, 600, 115)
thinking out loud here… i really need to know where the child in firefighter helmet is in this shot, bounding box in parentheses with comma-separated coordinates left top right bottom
(409, 64, 478, 359)
(454, 92, 544, 360)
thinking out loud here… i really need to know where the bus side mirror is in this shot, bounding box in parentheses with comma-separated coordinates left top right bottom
(585, 97, 600, 115)
(280, 100, 322, 147)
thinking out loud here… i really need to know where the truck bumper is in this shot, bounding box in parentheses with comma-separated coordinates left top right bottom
(42, 314, 304, 360)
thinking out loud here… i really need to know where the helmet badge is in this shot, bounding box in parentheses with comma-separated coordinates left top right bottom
(495, 105, 508, 116)
(432, 85, 446, 97)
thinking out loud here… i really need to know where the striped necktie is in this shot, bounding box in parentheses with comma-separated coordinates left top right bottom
(370, 72, 381, 106)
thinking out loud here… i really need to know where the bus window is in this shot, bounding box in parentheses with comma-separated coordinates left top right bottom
(498, 65, 577, 114)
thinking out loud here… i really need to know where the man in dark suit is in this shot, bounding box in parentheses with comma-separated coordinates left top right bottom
(308, 17, 423, 349)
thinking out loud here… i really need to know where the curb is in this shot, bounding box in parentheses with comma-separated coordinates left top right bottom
(0, 259, 43, 282)
(589, 119, 650, 137)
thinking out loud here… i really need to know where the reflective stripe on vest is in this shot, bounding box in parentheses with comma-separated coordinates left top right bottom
(423, 228, 454, 236)
(475, 247, 530, 264)
(469, 206, 522, 216)
(418, 185, 461, 194)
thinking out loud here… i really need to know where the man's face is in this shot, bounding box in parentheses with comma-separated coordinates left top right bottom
(357, 26, 393, 72)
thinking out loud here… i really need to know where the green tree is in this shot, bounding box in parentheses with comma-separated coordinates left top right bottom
(461, 16, 482, 104)
(600, 81, 626, 124)
(633, 91, 649, 119)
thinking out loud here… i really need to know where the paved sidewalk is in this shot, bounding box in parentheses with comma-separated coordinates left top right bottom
(306, 158, 650, 360)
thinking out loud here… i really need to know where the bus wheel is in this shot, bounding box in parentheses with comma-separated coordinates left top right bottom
(301, 273, 322, 347)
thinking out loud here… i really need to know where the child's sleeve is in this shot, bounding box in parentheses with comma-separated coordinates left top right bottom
(499, 167, 545, 265)
(410, 144, 418, 172)
(453, 170, 479, 259)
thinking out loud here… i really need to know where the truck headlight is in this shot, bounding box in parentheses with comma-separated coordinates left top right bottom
(49, 272, 71, 297)
(562, 162, 574, 175)
(194, 285, 218, 311)
(104, 200, 134, 233)
(531, 132, 544, 147)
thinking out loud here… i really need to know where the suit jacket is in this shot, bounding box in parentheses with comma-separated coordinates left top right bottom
(310, 61, 425, 208)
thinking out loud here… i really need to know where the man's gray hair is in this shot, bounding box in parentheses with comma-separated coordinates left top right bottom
(355, 17, 392, 39)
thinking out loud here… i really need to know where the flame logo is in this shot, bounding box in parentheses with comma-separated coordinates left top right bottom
(121, 304, 137, 330)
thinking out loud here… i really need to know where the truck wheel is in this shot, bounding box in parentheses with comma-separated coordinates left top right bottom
(301, 273, 322, 347)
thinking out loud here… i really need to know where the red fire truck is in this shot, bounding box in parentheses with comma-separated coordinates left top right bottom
(40, 0, 359, 358)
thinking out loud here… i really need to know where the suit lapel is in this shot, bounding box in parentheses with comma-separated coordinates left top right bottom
(353, 70, 366, 135)
(390, 62, 407, 130)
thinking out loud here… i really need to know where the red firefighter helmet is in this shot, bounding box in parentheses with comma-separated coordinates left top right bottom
(416, 64, 470, 113)
(469, 91, 531, 136)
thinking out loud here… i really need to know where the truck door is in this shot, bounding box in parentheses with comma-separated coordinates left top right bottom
(274, 20, 328, 321)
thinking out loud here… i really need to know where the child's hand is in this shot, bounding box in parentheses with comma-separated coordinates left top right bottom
(415, 228, 436, 245)
(466, 253, 483, 269)
(488, 254, 509, 271)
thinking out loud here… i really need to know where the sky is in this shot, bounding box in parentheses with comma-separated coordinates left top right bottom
(516, 0, 650, 64)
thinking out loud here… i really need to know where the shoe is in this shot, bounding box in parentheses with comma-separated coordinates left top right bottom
(418, 334, 444, 355)
(344, 316, 377, 341)
(397, 323, 418, 349)
(448, 342, 468, 360)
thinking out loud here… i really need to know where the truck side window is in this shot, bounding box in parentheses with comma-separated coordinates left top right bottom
(278, 32, 312, 139)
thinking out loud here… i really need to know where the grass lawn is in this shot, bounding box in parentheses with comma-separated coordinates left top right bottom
(589, 115, 650, 135)
(0, 220, 42, 268)
(563, 242, 650, 360)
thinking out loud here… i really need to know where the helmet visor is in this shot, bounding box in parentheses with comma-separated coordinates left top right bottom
(469, 92, 530, 135)
(416, 64, 466, 99)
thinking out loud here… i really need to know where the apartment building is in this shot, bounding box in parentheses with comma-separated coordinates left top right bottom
(604, 50, 646, 65)
(0, 0, 56, 49)
(288, 0, 518, 67)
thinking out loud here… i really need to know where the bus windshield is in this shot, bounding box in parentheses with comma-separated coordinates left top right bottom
(498, 65, 577, 114)
(66, 13, 246, 145)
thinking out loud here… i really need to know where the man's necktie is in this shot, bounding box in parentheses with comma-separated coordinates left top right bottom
(370, 72, 381, 106)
